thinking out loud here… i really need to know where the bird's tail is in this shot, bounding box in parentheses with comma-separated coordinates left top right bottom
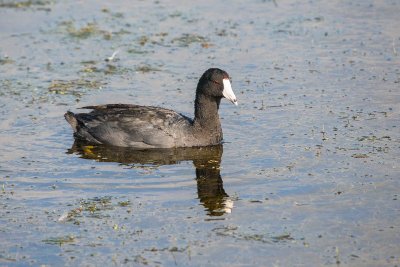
(64, 111, 78, 133)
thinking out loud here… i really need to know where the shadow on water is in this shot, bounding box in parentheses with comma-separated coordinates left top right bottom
(67, 140, 232, 216)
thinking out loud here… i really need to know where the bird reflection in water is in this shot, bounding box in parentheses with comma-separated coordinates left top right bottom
(67, 141, 233, 216)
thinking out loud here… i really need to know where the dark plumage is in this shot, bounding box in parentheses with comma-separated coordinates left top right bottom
(65, 68, 237, 148)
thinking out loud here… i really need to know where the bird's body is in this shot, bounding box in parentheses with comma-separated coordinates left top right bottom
(65, 68, 237, 148)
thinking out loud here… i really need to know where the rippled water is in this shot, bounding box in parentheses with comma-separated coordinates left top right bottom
(1, 0, 399, 266)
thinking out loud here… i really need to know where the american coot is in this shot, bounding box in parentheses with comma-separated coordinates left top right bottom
(65, 68, 237, 148)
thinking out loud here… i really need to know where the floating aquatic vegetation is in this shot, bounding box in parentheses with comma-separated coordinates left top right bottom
(135, 64, 161, 73)
(136, 31, 213, 49)
(118, 200, 131, 207)
(42, 235, 76, 246)
(48, 79, 103, 96)
(127, 48, 149, 55)
(212, 225, 296, 244)
(145, 246, 188, 253)
(351, 153, 369, 159)
(58, 196, 131, 225)
(65, 22, 99, 39)
(0, 56, 14, 65)
(171, 33, 208, 47)
(80, 61, 132, 76)
(58, 21, 111, 40)
(271, 233, 295, 243)
(0, 0, 52, 8)
(138, 35, 149, 46)
(102, 9, 124, 18)
(137, 33, 167, 46)
(357, 135, 391, 142)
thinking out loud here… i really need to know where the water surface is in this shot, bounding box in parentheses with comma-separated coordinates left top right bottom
(1, 0, 399, 266)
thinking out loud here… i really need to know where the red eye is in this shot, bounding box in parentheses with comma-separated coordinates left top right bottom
(209, 79, 221, 86)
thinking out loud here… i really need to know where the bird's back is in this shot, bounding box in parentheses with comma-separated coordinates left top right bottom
(65, 104, 193, 148)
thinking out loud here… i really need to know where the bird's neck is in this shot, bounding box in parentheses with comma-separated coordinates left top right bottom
(194, 93, 221, 128)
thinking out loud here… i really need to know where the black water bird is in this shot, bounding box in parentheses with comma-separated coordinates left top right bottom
(65, 68, 237, 148)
